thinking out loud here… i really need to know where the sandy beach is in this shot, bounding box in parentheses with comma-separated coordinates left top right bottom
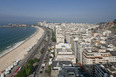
(0, 26, 44, 72)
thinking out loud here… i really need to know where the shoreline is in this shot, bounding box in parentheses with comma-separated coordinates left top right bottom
(0, 26, 38, 58)
(0, 26, 44, 72)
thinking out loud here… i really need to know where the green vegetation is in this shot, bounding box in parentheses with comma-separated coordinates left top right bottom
(51, 32, 56, 42)
(48, 49, 50, 52)
(76, 58, 78, 63)
(40, 48, 45, 54)
(48, 34, 50, 37)
(49, 56, 52, 58)
(46, 30, 50, 36)
(109, 19, 116, 34)
(52, 32, 55, 36)
(65, 39, 67, 43)
(15, 69, 26, 77)
(44, 40, 47, 42)
(113, 19, 116, 24)
(51, 37, 56, 42)
(112, 19, 116, 29)
(112, 25, 116, 29)
(33, 58, 38, 63)
(45, 65, 52, 75)
(51, 52, 54, 54)
(16, 58, 38, 77)
(47, 30, 49, 34)
(25, 65, 33, 75)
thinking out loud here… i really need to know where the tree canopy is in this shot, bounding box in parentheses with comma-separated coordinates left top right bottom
(113, 19, 116, 24)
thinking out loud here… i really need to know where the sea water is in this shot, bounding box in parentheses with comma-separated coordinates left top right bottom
(0, 27, 37, 56)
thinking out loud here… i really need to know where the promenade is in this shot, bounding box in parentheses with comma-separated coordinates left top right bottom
(0, 26, 44, 72)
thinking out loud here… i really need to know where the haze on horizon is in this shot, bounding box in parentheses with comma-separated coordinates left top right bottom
(0, 0, 116, 24)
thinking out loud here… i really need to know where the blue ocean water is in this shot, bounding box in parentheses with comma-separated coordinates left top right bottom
(0, 27, 37, 54)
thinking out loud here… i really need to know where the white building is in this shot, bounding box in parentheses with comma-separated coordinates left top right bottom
(55, 43, 76, 64)
(56, 27, 65, 44)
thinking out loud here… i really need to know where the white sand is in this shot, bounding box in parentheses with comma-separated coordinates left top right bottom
(0, 26, 44, 72)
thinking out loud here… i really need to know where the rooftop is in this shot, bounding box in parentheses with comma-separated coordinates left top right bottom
(56, 43, 71, 49)
(58, 67, 90, 77)
(52, 61, 73, 69)
(101, 62, 116, 76)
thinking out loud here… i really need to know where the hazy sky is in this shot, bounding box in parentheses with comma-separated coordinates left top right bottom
(0, 0, 116, 24)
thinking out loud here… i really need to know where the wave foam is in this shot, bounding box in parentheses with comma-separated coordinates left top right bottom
(0, 27, 37, 57)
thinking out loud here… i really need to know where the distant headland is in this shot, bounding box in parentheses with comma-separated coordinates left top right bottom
(0, 24, 31, 27)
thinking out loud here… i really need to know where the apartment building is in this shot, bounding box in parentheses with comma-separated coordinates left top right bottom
(55, 43, 76, 64)
(94, 62, 116, 77)
(56, 27, 65, 44)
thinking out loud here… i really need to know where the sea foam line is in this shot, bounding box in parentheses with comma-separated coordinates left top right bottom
(0, 27, 38, 58)
(0, 41, 24, 57)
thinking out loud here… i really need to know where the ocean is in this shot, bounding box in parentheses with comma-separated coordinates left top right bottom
(0, 27, 37, 55)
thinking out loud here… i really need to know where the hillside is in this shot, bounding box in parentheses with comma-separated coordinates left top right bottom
(109, 19, 116, 35)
